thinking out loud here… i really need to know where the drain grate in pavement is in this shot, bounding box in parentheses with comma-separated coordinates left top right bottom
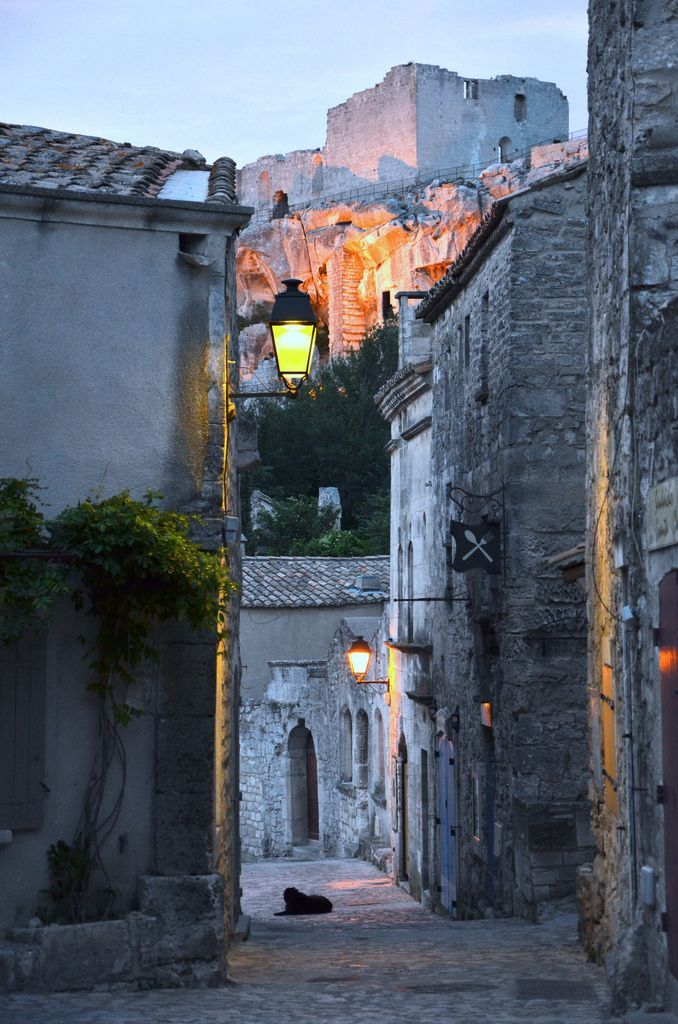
(514, 978, 598, 1001)
(307, 976, 360, 984)
(397, 982, 495, 994)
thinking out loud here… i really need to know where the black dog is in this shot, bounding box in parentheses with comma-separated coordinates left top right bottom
(274, 886, 333, 915)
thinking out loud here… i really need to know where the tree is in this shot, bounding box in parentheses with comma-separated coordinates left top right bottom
(246, 320, 397, 554)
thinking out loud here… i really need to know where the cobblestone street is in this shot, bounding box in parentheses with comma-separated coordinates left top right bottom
(0, 856, 613, 1024)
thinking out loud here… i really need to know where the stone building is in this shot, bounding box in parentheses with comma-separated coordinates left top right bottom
(583, 0, 678, 1013)
(238, 64, 569, 210)
(376, 161, 595, 920)
(239, 556, 390, 860)
(235, 63, 583, 371)
(0, 124, 251, 989)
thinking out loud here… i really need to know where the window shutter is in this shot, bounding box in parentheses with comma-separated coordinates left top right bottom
(0, 634, 47, 830)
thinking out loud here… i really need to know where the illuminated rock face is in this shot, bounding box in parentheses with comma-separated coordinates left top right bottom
(236, 140, 588, 365)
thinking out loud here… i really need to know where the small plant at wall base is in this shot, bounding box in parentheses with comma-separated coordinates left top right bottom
(0, 481, 234, 923)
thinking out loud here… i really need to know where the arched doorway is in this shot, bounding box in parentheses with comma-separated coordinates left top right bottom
(288, 724, 319, 845)
(396, 734, 409, 881)
(498, 136, 514, 162)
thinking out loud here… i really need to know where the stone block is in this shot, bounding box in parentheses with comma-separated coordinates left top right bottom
(15, 920, 133, 991)
(139, 875, 224, 964)
(156, 715, 214, 795)
(155, 788, 213, 875)
(157, 643, 218, 716)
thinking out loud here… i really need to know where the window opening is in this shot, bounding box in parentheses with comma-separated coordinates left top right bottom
(514, 94, 526, 122)
(464, 80, 479, 100)
(464, 314, 471, 368)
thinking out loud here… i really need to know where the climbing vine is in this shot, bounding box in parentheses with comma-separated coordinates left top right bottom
(0, 481, 234, 922)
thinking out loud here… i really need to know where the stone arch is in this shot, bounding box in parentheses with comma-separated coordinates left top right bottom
(355, 709, 369, 789)
(498, 136, 514, 162)
(287, 724, 319, 845)
(340, 706, 353, 782)
(311, 153, 324, 195)
(272, 189, 289, 219)
(257, 170, 271, 206)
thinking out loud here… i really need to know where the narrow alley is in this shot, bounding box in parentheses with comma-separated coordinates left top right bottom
(0, 857, 613, 1024)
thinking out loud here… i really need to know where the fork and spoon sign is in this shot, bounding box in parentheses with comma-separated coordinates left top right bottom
(462, 527, 495, 563)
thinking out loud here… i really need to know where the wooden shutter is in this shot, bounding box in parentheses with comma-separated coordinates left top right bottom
(0, 634, 47, 829)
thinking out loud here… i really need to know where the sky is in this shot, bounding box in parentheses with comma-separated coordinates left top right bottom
(1, 0, 588, 168)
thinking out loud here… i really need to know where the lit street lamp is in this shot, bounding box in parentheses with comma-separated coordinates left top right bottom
(269, 278, 318, 392)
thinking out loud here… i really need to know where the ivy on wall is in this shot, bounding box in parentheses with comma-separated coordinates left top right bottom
(0, 479, 234, 922)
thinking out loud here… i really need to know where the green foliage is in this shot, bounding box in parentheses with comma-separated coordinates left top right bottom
(291, 530, 368, 557)
(0, 479, 69, 643)
(51, 490, 234, 706)
(252, 495, 340, 555)
(354, 490, 391, 554)
(248, 320, 397, 554)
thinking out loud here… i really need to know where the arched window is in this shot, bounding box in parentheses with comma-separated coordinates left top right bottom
(257, 170, 271, 206)
(311, 154, 324, 195)
(514, 93, 526, 122)
(407, 541, 414, 643)
(373, 708, 385, 793)
(355, 710, 369, 789)
(498, 136, 513, 162)
(340, 707, 353, 782)
(272, 189, 289, 219)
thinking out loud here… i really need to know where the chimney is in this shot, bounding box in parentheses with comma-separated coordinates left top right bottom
(396, 292, 432, 366)
(318, 487, 341, 530)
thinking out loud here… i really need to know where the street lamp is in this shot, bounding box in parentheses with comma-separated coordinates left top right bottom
(269, 278, 317, 392)
(229, 278, 317, 398)
(346, 636, 389, 690)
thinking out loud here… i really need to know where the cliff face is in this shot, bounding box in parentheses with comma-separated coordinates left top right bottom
(236, 140, 587, 374)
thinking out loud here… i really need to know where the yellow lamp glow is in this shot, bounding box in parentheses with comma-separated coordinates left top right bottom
(270, 322, 317, 391)
(347, 637, 372, 683)
(269, 279, 317, 392)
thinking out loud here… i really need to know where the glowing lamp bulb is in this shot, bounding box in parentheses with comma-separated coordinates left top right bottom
(269, 279, 317, 392)
(347, 637, 372, 683)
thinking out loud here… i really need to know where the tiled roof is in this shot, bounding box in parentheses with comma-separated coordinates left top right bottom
(0, 123, 237, 204)
(243, 555, 390, 608)
(415, 206, 506, 322)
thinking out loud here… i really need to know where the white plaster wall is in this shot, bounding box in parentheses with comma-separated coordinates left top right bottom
(240, 604, 383, 700)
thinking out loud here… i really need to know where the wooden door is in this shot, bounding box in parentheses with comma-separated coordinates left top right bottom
(660, 570, 678, 977)
(438, 735, 458, 916)
(306, 732, 319, 841)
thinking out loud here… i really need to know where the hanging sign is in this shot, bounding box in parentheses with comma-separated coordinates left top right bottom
(450, 520, 501, 574)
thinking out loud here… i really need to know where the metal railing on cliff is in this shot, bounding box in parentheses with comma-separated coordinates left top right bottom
(247, 129, 587, 222)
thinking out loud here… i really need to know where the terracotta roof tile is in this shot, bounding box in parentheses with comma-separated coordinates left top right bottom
(0, 123, 238, 204)
(243, 555, 390, 608)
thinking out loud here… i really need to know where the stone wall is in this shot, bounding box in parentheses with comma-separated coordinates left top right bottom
(238, 64, 570, 212)
(0, 187, 247, 988)
(239, 617, 391, 864)
(586, 0, 678, 1011)
(399, 167, 594, 921)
